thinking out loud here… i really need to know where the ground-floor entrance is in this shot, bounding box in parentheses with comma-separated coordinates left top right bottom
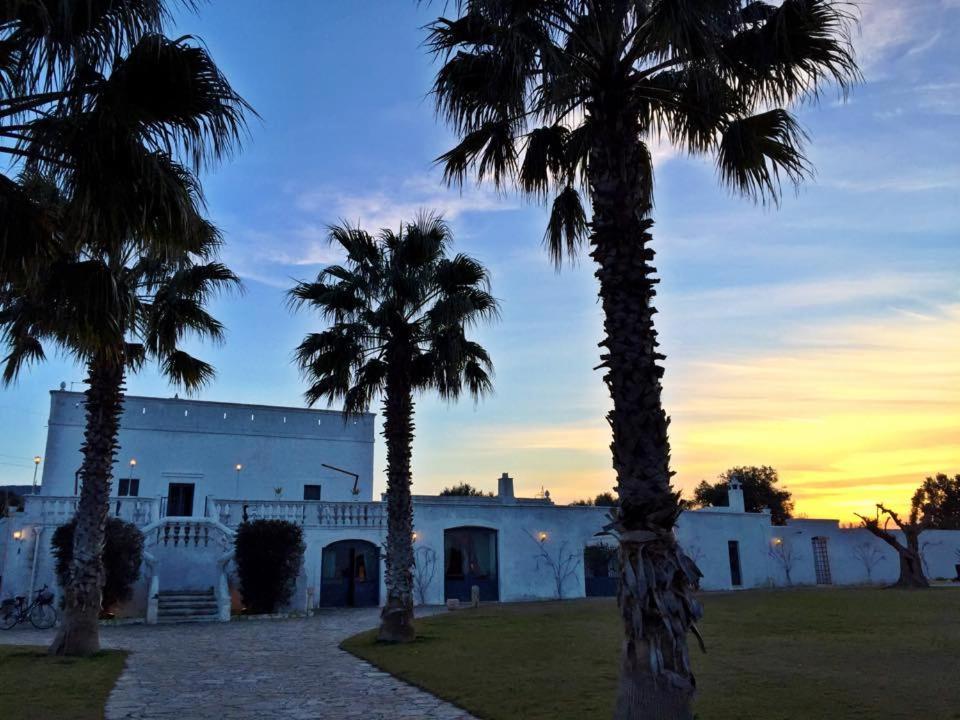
(584, 543, 618, 597)
(320, 539, 380, 607)
(444, 526, 499, 602)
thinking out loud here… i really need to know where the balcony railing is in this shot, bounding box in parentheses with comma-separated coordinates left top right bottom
(210, 498, 384, 529)
(22, 495, 159, 527)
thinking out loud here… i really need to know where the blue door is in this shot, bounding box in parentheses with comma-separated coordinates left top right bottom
(444, 527, 498, 602)
(320, 540, 380, 607)
(584, 543, 618, 597)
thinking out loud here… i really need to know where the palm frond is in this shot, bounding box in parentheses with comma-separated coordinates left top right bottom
(544, 185, 587, 267)
(520, 124, 568, 196)
(99, 33, 252, 170)
(161, 348, 215, 391)
(724, 0, 860, 104)
(717, 109, 809, 203)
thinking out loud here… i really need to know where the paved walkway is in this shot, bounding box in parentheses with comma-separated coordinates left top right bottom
(1, 609, 477, 720)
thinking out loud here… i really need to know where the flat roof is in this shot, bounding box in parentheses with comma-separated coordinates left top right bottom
(51, 390, 376, 419)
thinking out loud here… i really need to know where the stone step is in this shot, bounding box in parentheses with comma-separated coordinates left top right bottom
(158, 590, 215, 597)
(156, 615, 222, 624)
(158, 609, 219, 618)
(158, 598, 218, 607)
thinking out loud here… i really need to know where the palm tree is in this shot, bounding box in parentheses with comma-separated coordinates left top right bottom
(1, 2, 249, 657)
(426, 2, 859, 717)
(0, 185, 240, 655)
(1, 2, 248, 272)
(289, 214, 498, 642)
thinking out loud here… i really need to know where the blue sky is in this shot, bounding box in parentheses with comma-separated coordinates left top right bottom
(2, 1, 958, 518)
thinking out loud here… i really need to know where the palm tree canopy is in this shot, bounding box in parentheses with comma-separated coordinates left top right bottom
(427, 0, 860, 263)
(0, 173, 240, 387)
(290, 214, 499, 414)
(1, 1, 251, 275)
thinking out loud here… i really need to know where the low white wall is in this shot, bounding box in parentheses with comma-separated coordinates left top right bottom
(3, 503, 959, 617)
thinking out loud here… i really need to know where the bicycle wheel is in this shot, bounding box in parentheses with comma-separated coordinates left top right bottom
(0, 606, 18, 630)
(29, 603, 57, 630)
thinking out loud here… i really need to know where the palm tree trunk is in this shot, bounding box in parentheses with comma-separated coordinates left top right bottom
(587, 114, 702, 720)
(49, 357, 125, 656)
(377, 358, 416, 643)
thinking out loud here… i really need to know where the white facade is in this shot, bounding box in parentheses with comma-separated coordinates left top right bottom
(41, 391, 376, 507)
(1, 391, 959, 620)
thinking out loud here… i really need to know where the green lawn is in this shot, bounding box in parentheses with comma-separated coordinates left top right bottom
(0, 645, 126, 720)
(343, 589, 960, 720)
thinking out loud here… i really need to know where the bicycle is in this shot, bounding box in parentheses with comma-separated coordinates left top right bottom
(0, 585, 58, 630)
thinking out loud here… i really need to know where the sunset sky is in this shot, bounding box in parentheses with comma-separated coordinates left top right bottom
(0, 1, 957, 521)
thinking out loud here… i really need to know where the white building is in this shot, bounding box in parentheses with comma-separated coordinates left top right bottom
(1, 390, 958, 622)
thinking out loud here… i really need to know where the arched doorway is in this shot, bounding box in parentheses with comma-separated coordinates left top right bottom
(320, 539, 380, 607)
(584, 542, 618, 597)
(444, 527, 499, 602)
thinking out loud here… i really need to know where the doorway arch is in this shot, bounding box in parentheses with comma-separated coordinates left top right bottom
(320, 539, 380, 607)
(444, 526, 499, 601)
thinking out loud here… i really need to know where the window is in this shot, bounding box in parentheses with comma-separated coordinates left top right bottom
(303, 484, 322, 501)
(812, 537, 832, 584)
(118, 478, 140, 497)
(728, 540, 743, 587)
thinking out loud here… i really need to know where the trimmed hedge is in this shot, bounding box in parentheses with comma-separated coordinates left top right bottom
(234, 519, 305, 614)
(51, 517, 144, 614)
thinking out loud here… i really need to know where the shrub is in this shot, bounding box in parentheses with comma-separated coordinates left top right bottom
(234, 519, 305, 614)
(51, 517, 144, 615)
(439, 483, 493, 497)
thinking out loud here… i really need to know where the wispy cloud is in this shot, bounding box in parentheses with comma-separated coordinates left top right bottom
(225, 171, 518, 285)
(294, 173, 514, 233)
(664, 271, 953, 320)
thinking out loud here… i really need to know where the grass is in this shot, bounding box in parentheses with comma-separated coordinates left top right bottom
(0, 645, 127, 720)
(343, 588, 960, 720)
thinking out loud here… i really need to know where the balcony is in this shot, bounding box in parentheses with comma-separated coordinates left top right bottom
(21, 495, 160, 527)
(209, 498, 384, 529)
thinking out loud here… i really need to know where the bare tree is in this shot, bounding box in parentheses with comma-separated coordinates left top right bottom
(856, 504, 930, 588)
(412, 545, 437, 606)
(852, 541, 885, 583)
(527, 531, 580, 599)
(920, 540, 942, 578)
(769, 538, 801, 586)
(681, 541, 705, 568)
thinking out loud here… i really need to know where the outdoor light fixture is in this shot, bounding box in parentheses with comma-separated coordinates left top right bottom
(773, 537, 783, 546)
(31, 455, 42, 495)
(412, 531, 419, 542)
(235, 463, 243, 472)
(12, 529, 23, 541)
(321, 463, 360, 496)
(538, 531, 548, 543)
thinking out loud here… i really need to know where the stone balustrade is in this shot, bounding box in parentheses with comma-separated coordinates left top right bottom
(144, 517, 234, 552)
(22, 495, 159, 527)
(210, 499, 384, 528)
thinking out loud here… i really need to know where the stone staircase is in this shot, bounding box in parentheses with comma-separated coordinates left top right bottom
(157, 589, 220, 624)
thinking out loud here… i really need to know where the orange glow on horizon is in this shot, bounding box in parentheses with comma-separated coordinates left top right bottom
(416, 304, 960, 522)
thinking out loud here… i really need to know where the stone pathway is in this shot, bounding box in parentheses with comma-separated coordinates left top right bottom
(1, 608, 477, 720)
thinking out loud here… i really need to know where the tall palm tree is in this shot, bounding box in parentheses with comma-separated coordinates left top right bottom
(426, 2, 859, 717)
(0, 182, 240, 655)
(289, 214, 498, 642)
(1, 1, 249, 657)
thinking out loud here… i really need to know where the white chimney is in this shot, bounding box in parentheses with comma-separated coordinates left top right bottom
(728, 474, 745, 513)
(497, 473, 516, 504)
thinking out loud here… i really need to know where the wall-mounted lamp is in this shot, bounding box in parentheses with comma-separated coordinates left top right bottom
(129, 458, 137, 468)
(772, 537, 783, 546)
(234, 463, 243, 499)
(12, 529, 23, 541)
(31, 455, 42, 495)
(412, 531, 419, 542)
(538, 531, 548, 543)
